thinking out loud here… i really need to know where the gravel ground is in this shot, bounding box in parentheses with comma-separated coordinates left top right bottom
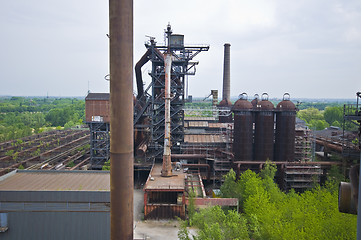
(133, 189, 184, 240)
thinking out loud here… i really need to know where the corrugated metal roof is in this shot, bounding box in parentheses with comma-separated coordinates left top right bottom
(208, 122, 233, 129)
(0, 170, 110, 191)
(184, 117, 216, 121)
(144, 164, 185, 191)
(85, 93, 110, 101)
(187, 121, 209, 128)
(184, 134, 226, 143)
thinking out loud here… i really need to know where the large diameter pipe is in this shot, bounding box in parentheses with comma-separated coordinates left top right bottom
(162, 53, 173, 177)
(109, 0, 133, 239)
(135, 48, 152, 99)
(222, 43, 231, 102)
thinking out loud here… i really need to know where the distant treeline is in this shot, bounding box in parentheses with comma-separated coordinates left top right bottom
(0, 97, 85, 142)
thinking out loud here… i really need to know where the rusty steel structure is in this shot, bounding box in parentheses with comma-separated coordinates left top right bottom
(85, 93, 110, 169)
(109, 0, 134, 239)
(133, 24, 209, 163)
(254, 93, 275, 161)
(232, 93, 253, 161)
(218, 43, 232, 123)
(274, 93, 296, 162)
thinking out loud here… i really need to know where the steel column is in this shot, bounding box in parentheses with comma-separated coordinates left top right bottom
(109, 0, 133, 239)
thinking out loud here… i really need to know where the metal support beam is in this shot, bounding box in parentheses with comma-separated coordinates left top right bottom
(109, 0, 133, 239)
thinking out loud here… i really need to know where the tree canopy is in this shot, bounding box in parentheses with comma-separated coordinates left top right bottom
(179, 164, 356, 240)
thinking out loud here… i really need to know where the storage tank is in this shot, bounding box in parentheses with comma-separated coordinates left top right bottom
(251, 94, 259, 123)
(232, 93, 253, 161)
(254, 93, 275, 161)
(251, 94, 259, 109)
(218, 99, 232, 123)
(274, 93, 296, 162)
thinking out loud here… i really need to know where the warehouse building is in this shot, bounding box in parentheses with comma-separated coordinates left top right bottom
(0, 170, 110, 240)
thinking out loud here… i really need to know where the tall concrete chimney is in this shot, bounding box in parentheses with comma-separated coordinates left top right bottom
(162, 24, 173, 177)
(109, 0, 134, 239)
(222, 43, 231, 102)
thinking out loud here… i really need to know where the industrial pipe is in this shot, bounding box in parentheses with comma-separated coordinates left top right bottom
(171, 154, 209, 159)
(315, 139, 343, 153)
(135, 49, 151, 99)
(161, 52, 173, 177)
(109, 0, 133, 239)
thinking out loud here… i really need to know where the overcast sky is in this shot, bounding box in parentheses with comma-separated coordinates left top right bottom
(0, 0, 360, 99)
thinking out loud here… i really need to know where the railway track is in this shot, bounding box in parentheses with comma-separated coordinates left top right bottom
(0, 129, 91, 176)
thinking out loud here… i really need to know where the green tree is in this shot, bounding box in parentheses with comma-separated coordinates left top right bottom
(297, 108, 324, 123)
(324, 106, 343, 126)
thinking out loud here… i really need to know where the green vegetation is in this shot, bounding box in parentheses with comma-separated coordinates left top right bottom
(102, 160, 110, 170)
(297, 105, 358, 131)
(179, 163, 356, 240)
(0, 97, 85, 142)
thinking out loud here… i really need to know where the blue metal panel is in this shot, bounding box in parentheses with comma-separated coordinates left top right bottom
(0, 212, 110, 240)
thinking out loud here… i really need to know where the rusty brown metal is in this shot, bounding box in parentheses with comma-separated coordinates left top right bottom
(274, 93, 296, 161)
(254, 93, 275, 161)
(109, 0, 133, 238)
(315, 138, 343, 153)
(232, 94, 253, 161)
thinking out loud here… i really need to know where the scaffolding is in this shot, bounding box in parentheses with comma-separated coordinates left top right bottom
(343, 93, 361, 159)
(283, 164, 322, 191)
(87, 122, 110, 169)
(295, 128, 313, 162)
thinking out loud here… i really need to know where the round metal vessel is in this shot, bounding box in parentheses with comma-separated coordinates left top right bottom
(218, 99, 233, 123)
(274, 93, 296, 161)
(251, 94, 259, 109)
(232, 93, 253, 161)
(254, 93, 274, 161)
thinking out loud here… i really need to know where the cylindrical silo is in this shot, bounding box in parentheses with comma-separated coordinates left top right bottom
(251, 94, 259, 109)
(254, 93, 275, 161)
(218, 98, 233, 123)
(251, 94, 259, 124)
(232, 93, 253, 161)
(274, 93, 296, 162)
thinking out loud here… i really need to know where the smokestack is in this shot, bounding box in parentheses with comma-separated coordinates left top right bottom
(222, 43, 231, 102)
(162, 23, 173, 177)
(109, 0, 133, 239)
(162, 53, 173, 177)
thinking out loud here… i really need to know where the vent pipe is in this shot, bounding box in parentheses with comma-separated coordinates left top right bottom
(109, 0, 134, 239)
(222, 43, 231, 102)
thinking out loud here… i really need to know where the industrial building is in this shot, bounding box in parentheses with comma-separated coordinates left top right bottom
(1, 23, 360, 240)
(83, 25, 356, 191)
(0, 170, 110, 239)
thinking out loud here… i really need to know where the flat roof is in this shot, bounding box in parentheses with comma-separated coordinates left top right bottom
(187, 121, 209, 128)
(184, 134, 227, 143)
(85, 93, 110, 101)
(208, 122, 233, 129)
(144, 164, 185, 191)
(184, 117, 216, 121)
(0, 170, 110, 191)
